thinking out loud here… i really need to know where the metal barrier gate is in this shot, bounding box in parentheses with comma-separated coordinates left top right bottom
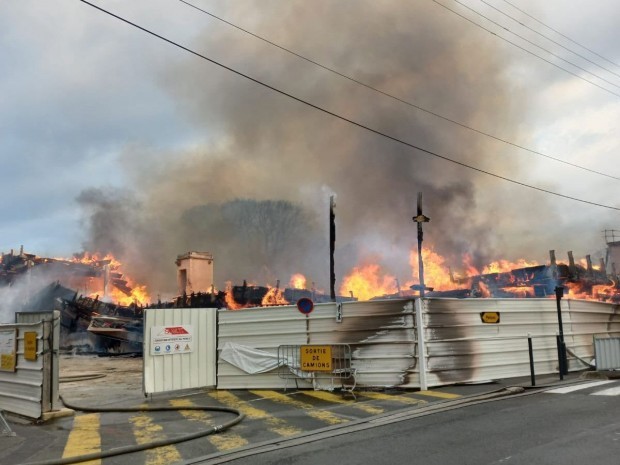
(277, 344, 356, 394)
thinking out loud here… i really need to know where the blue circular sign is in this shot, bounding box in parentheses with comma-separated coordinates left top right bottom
(297, 297, 314, 315)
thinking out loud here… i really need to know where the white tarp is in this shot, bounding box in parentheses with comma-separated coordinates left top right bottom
(219, 342, 312, 378)
(219, 342, 280, 374)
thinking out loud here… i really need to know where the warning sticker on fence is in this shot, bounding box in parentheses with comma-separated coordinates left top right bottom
(0, 329, 16, 372)
(300, 345, 332, 372)
(151, 325, 193, 355)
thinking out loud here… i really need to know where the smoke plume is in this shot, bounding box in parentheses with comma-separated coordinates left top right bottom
(77, 1, 552, 297)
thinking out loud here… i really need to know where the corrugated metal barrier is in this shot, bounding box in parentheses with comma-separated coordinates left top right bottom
(143, 308, 217, 395)
(217, 300, 417, 389)
(0, 311, 60, 419)
(594, 337, 620, 370)
(217, 298, 620, 390)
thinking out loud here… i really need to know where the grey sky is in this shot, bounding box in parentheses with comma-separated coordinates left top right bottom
(2, 0, 620, 295)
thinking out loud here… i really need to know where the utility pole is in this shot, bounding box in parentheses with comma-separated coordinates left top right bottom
(330, 195, 336, 302)
(412, 192, 430, 298)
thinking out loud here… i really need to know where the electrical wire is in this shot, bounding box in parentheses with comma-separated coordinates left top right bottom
(176, 0, 620, 182)
(500, 0, 620, 70)
(78, 0, 620, 212)
(480, 0, 620, 81)
(430, 0, 620, 99)
(451, 0, 620, 90)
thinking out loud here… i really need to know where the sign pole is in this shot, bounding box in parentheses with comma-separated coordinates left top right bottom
(412, 192, 430, 298)
(329, 195, 336, 302)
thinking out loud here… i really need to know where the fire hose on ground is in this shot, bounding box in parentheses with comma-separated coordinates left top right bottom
(20, 396, 245, 465)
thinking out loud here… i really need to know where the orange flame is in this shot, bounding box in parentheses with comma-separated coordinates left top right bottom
(482, 259, 539, 274)
(261, 286, 289, 306)
(224, 281, 245, 310)
(290, 273, 307, 290)
(339, 264, 397, 301)
(54, 251, 150, 306)
(409, 247, 457, 291)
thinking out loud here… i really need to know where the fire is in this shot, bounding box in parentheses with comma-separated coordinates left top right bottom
(108, 284, 149, 307)
(501, 286, 536, 298)
(339, 264, 397, 301)
(409, 247, 457, 291)
(224, 281, 245, 310)
(290, 273, 307, 290)
(481, 259, 539, 274)
(70, 251, 122, 268)
(261, 286, 289, 306)
(55, 251, 150, 306)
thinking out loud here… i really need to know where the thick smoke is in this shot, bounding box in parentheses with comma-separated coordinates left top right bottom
(77, 1, 554, 296)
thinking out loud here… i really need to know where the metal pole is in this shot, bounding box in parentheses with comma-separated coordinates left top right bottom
(556, 334, 564, 380)
(415, 299, 428, 391)
(528, 334, 535, 387)
(329, 195, 336, 302)
(555, 286, 568, 375)
(412, 192, 430, 298)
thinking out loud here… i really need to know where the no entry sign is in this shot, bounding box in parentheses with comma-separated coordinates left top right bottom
(297, 297, 314, 315)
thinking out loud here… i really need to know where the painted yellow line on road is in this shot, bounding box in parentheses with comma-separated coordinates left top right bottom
(208, 391, 301, 437)
(416, 390, 461, 399)
(62, 413, 101, 465)
(361, 391, 428, 405)
(250, 390, 348, 425)
(170, 398, 249, 452)
(130, 413, 181, 465)
(300, 390, 384, 415)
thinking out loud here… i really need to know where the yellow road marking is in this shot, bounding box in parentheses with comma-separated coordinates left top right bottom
(300, 390, 384, 415)
(62, 413, 101, 465)
(416, 390, 461, 399)
(208, 391, 301, 437)
(361, 391, 428, 405)
(170, 398, 249, 452)
(249, 390, 348, 425)
(130, 413, 182, 465)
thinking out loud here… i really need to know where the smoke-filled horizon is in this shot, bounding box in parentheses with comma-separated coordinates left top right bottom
(73, 1, 610, 298)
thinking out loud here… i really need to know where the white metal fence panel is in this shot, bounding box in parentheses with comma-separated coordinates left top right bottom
(143, 308, 217, 395)
(218, 305, 310, 389)
(0, 311, 60, 419)
(308, 300, 417, 388)
(217, 300, 417, 389)
(594, 337, 620, 370)
(420, 298, 620, 386)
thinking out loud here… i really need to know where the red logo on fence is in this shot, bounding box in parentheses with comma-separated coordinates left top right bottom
(164, 327, 189, 335)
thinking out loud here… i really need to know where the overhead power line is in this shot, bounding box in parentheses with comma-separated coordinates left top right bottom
(431, 0, 620, 97)
(177, 0, 620, 182)
(78, 0, 620, 212)
(480, 0, 620, 81)
(433, 0, 620, 93)
(500, 0, 620, 70)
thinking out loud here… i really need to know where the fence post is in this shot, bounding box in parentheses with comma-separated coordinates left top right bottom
(527, 334, 535, 387)
(556, 334, 564, 381)
(415, 298, 428, 391)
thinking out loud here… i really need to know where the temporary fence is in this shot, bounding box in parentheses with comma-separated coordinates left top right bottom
(216, 298, 620, 390)
(593, 336, 620, 370)
(217, 299, 417, 389)
(143, 307, 217, 395)
(277, 344, 356, 393)
(0, 311, 60, 420)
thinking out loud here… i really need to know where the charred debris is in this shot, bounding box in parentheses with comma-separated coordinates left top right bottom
(3, 239, 620, 355)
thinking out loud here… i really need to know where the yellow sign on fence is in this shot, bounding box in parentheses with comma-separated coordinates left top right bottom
(0, 329, 16, 372)
(300, 345, 333, 372)
(480, 312, 500, 324)
(24, 332, 38, 361)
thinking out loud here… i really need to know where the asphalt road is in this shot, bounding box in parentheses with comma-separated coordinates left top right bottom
(220, 380, 620, 465)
